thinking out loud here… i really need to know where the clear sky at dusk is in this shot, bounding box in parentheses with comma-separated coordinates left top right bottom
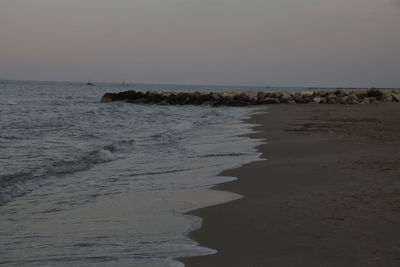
(1, 0, 399, 87)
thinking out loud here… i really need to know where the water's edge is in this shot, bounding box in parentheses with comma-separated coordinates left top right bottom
(1, 79, 269, 266)
(175, 107, 268, 265)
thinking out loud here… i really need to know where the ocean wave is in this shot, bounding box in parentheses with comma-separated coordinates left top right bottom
(0, 100, 17, 105)
(194, 152, 255, 158)
(0, 173, 47, 204)
(91, 148, 117, 163)
(169, 121, 194, 132)
(127, 168, 192, 178)
(0, 139, 135, 205)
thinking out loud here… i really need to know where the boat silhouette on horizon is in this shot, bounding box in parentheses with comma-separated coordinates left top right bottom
(86, 80, 95, 86)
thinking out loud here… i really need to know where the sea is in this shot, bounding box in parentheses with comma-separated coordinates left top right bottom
(0, 80, 304, 266)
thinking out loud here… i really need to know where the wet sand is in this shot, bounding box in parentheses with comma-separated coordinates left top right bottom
(180, 103, 400, 267)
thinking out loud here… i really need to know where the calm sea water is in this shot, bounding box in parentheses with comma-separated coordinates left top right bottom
(0, 80, 296, 266)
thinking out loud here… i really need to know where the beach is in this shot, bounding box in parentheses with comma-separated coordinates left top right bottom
(181, 103, 400, 266)
(3, 0, 400, 265)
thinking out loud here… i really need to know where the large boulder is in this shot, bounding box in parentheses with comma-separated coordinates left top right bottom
(294, 94, 308, 103)
(101, 93, 114, 102)
(327, 93, 337, 104)
(392, 93, 400, 102)
(313, 97, 323, 103)
(301, 91, 314, 97)
(279, 92, 293, 103)
(209, 93, 221, 101)
(245, 92, 258, 102)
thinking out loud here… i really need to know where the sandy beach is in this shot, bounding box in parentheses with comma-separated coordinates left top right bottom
(180, 103, 400, 267)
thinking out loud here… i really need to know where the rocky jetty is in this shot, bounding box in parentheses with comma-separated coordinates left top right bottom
(101, 89, 400, 107)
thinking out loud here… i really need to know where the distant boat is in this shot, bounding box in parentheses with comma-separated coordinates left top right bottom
(122, 80, 129, 86)
(86, 80, 95, 86)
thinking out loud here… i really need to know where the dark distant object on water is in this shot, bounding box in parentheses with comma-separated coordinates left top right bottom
(86, 80, 95, 86)
(122, 80, 129, 87)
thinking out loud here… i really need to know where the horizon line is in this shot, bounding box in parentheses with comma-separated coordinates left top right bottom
(1, 78, 397, 89)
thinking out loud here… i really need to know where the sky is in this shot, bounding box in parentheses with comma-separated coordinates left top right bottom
(1, 0, 399, 87)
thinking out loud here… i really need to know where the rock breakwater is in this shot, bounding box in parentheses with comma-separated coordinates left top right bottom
(101, 90, 400, 106)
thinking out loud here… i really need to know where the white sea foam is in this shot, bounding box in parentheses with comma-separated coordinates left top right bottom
(170, 121, 194, 132)
(92, 148, 118, 163)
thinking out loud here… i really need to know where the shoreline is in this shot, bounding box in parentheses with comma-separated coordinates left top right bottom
(179, 103, 400, 266)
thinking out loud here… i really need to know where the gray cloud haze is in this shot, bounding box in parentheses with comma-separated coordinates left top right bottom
(0, 0, 399, 87)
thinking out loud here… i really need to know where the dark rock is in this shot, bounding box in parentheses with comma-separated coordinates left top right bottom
(294, 95, 308, 103)
(100, 90, 399, 106)
(392, 94, 400, 102)
(101, 93, 114, 102)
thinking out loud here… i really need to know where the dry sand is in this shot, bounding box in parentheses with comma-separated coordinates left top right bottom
(180, 103, 400, 267)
